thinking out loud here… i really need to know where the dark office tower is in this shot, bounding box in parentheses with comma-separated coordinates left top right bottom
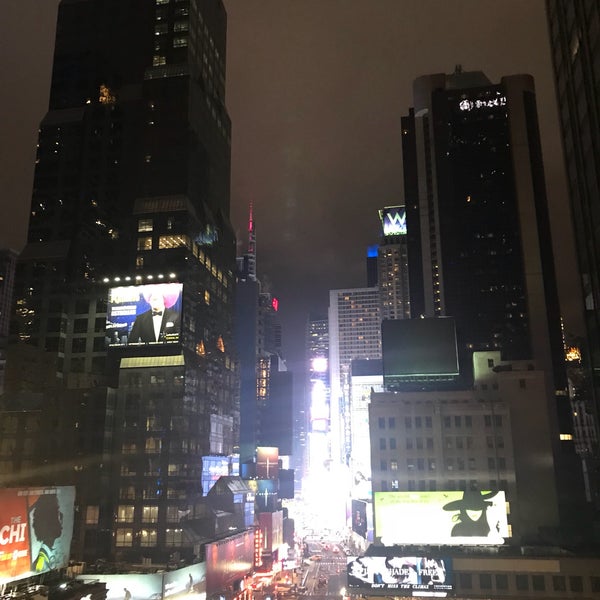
(400, 109, 425, 318)
(0, 250, 17, 394)
(402, 69, 586, 540)
(7, 0, 237, 564)
(547, 0, 600, 503)
(403, 69, 565, 392)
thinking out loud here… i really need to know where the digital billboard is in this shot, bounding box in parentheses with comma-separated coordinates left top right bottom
(205, 530, 254, 594)
(0, 486, 75, 583)
(347, 555, 453, 597)
(374, 490, 509, 546)
(379, 206, 407, 236)
(351, 499, 368, 539)
(382, 317, 459, 384)
(106, 283, 183, 346)
(256, 447, 279, 480)
(78, 564, 207, 600)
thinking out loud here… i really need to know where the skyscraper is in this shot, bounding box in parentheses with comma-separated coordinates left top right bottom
(4, 0, 237, 563)
(329, 287, 381, 465)
(546, 0, 600, 506)
(403, 69, 566, 394)
(377, 206, 411, 321)
(401, 68, 586, 539)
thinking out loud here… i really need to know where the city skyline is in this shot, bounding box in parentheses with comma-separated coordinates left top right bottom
(0, 0, 584, 370)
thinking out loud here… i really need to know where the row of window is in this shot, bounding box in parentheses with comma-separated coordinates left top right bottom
(119, 486, 187, 500)
(378, 435, 505, 451)
(378, 456, 507, 472)
(121, 438, 203, 454)
(458, 571, 600, 594)
(376, 414, 504, 429)
(115, 527, 182, 547)
(379, 478, 509, 492)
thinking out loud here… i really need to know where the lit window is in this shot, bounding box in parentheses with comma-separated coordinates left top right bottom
(174, 21, 189, 32)
(158, 234, 190, 249)
(138, 218, 153, 232)
(85, 506, 99, 525)
(115, 528, 133, 547)
(173, 36, 188, 48)
(142, 506, 159, 523)
(137, 237, 152, 251)
(153, 55, 166, 66)
(117, 505, 135, 523)
(145, 437, 162, 453)
(140, 528, 158, 547)
(165, 528, 184, 546)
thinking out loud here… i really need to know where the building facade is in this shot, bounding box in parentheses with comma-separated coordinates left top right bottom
(4, 0, 238, 564)
(547, 0, 600, 509)
(400, 69, 586, 540)
(329, 287, 381, 466)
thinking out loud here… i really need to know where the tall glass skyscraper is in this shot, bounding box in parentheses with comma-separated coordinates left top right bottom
(4, 0, 238, 564)
(401, 69, 585, 534)
(546, 0, 600, 501)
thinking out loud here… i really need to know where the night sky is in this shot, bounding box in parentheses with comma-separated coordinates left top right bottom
(0, 0, 584, 371)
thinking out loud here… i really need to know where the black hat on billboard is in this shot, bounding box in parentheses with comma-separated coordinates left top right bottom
(442, 490, 497, 511)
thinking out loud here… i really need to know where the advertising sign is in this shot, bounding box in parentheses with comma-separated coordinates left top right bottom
(351, 499, 368, 539)
(256, 447, 279, 480)
(205, 530, 254, 594)
(347, 555, 453, 597)
(78, 564, 206, 600)
(379, 206, 407, 236)
(106, 283, 183, 346)
(78, 573, 163, 600)
(0, 487, 75, 583)
(374, 490, 509, 546)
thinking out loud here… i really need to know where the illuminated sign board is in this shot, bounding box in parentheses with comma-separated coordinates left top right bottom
(374, 491, 509, 546)
(206, 530, 254, 594)
(0, 486, 75, 583)
(351, 499, 368, 539)
(459, 96, 506, 111)
(347, 555, 453, 597)
(379, 206, 407, 236)
(256, 447, 279, 480)
(106, 283, 183, 346)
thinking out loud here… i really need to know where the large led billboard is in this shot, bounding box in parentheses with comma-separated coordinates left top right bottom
(351, 499, 368, 539)
(382, 317, 459, 383)
(78, 564, 206, 600)
(256, 447, 279, 480)
(206, 530, 254, 594)
(379, 206, 407, 236)
(374, 490, 509, 546)
(106, 283, 183, 346)
(0, 486, 75, 583)
(347, 555, 453, 596)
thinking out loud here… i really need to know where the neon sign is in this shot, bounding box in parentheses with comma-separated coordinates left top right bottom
(459, 96, 506, 111)
(380, 207, 407, 236)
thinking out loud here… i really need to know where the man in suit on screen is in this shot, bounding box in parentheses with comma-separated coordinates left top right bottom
(129, 285, 181, 344)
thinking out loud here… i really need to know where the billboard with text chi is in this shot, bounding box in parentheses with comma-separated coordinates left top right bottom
(0, 486, 75, 583)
